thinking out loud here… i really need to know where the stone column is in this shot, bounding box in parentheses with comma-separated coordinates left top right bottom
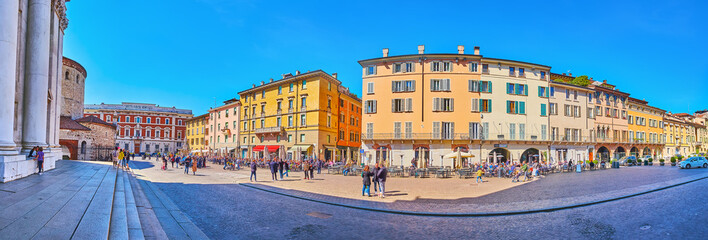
(22, 0, 52, 149)
(0, 0, 20, 154)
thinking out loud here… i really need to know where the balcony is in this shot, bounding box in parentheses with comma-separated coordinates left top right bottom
(518, 73, 526, 78)
(482, 69, 490, 74)
(255, 126, 284, 134)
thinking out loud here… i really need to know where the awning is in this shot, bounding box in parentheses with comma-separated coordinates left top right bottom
(323, 145, 337, 150)
(253, 145, 265, 151)
(288, 144, 313, 152)
(266, 145, 280, 153)
(444, 151, 475, 159)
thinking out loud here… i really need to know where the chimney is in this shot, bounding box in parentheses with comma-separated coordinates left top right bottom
(569, 73, 573, 77)
(474, 46, 480, 55)
(252, 84, 256, 88)
(603, 80, 607, 83)
(295, 70, 300, 75)
(562, 73, 566, 76)
(332, 73, 337, 79)
(418, 45, 425, 54)
(457, 45, 464, 54)
(260, 81, 264, 86)
(382, 48, 389, 57)
(269, 78, 273, 83)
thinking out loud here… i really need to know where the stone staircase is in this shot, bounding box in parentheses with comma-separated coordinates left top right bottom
(0, 161, 207, 239)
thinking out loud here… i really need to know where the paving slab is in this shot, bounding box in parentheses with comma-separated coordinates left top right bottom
(123, 172, 146, 240)
(109, 172, 129, 240)
(127, 173, 168, 240)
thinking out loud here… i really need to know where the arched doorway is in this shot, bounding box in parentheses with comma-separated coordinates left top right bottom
(597, 146, 610, 162)
(630, 147, 639, 157)
(642, 147, 651, 157)
(520, 148, 540, 163)
(487, 148, 509, 163)
(414, 146, 430, 168)
(614, 146, 626, 160)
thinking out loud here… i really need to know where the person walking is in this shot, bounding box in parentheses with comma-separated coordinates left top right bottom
(162, 156, 167, 170)
(113, 147, 119, 168)
(278, 159, 284, 179)
(476, 168, 484, 183)
(376, 164, 388, 198)
(269, 160, 278, 181)
(192, 157, 198, 175)
(303, 160, 310, 180)
(117, 149, 125, 169)
(361, 165, 372, 197)
(171, 156, 176, 168)
(310, 160, 315, 179)
(284, 161, 290, 177)
(124, 152, 131, 170)
(521, 162, 529, 182)
(372, 163, 380, 196)
(184, 157, 191, 174)
(317, 160, 322, 174)
(250, 160, 257, 182)
(34, 147, 45, 175)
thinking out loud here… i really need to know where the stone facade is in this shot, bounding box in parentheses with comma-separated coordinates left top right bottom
(0, 0, 70, 182)
(61, 57, 86, 119)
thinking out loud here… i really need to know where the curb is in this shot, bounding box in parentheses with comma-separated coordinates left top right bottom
(239, 173, 708, 217)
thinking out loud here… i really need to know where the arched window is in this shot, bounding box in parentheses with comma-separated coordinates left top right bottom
(80, 141, 87, 154)
(65, 71, 69, 80)
(76, 74, 80, 83)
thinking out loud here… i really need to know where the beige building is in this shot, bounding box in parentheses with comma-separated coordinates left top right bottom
(548, 80, 595, 164)
(360, 45, 553, 167)
(206, 98, 241, 156)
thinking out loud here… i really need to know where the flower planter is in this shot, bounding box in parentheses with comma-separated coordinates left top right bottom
(660, 162, 665, 166)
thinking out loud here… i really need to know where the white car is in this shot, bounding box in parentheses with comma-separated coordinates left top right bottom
(679, 156, 708, 169)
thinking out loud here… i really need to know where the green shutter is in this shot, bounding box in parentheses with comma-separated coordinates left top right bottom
(487, 81, 492, 93)
(519, 101, 525, 114)
(507, 83, 513, 94)
(538, 86, 543, 97)
(524, 85, 528, 96)
(541, 103, 547, 116)
(506, 101, 511, 113)
(488, 99, 492, 112)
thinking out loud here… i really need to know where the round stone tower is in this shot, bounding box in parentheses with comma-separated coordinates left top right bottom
(61, 57, 87, 119)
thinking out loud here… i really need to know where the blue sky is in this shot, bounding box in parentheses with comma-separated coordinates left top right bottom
(64, 0, 708, 116)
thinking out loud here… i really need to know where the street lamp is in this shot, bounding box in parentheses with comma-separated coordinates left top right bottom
(400, 154, 404, 167)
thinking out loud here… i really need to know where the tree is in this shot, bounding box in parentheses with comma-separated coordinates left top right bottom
(570, 75, 591, 87)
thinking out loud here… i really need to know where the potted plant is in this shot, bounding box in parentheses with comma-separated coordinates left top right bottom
(671, 156, 677, 166)
(648, 158, 653, 166)
(659, 158, 665, 166)
(644, 159, 649, 166)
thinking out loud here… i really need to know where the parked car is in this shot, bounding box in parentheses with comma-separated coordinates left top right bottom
(679, 156, 708, 169)
(619, 156, 638, 166)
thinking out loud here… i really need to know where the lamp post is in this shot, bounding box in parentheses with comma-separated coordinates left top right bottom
(400, 154, 404, 167)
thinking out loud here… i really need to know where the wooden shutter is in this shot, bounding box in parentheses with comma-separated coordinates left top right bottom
(450, 123, 455, 139)
(471, 98, 479, 112)
(391, 99, 396, 112)
(506, 101, 511, 113)
(524, 84, 528, 96)
(538, 86, 543, 97)
(373, 100, 377, 113)
(433, 98, 440, 111)
(507, 83, 513, 94)
(450, 99, 454, 111)
(487, 99, 492, 112)
(468, 80, 473, 92)
(519, 101, 525, 114)
(406, 98, 412, 112)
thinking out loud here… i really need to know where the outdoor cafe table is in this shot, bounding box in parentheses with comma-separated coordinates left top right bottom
(435, 169, 451, 178)
(415, 168, 428, 178)
(328, 166, 342, 174)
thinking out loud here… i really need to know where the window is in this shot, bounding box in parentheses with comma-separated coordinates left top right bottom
(541, 103, 547, 116)
(469, 80, 492, 93)
(432, 98, 454, 112)
(364, 100, 377, 114)
(509, 123, 516, 140)
(367, 82, 374, 94)
(135, 117, 141, 123)
(392, 80, 416, 92)
(146, 117, 151, 123)
(430, 79, 450, 91)
(431, 61, 452, 72)
(278, 85, 282, 94)
(506, 83, 528, 95)
(394, 122, 402, 138)
(480, 99, 492, 113)
(393, 63, 402, 73)
(405, 122, 412, 139)
(538, 86, 549, 98)
(470, 62, 478, 72)
(393, 62, 414, 73)
(540, 71, 546, 80)
(165, 119, 170, 125)
(441, 122, 454, 139)
(302, 80, 307, 89)
(469, 122, 481, 139)
(366, 65, 376, 75)
(276, 117, 281, 127)
(509, 67, 515, 76)
(506, 101, 526, 114)
(300, 114, 306, 126)
(289, 83, 294, 92)
(574, 90, 578, 100)
(587, 107, 594, 118)
(518, 68, 525, 77)
(107, 115, 112, 122)
(366, 123, 373, 139)
(541, 125, 547, 140)
(288, 116, 293, 127)
(288, 134, 292, 142)
(550, 87, 555, 97)
(482, 64, 489, 73)
(519, 123, 525, 139)
(301, 97, 307, 108)
(405, 62, 414, 72)
(392, 98, 412, 113)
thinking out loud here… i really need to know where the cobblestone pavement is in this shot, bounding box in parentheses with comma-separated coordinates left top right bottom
(129, 159, 708, 239)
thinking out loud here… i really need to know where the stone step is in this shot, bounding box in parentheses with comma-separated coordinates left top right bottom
(123, 171, 145, 240)
(71, 167, 118, 239)
(109, 171, 129, 239)
(126, 171, 169, 240)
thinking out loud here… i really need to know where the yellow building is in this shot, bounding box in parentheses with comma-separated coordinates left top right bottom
(663, 113, 696, 157)
(626, 97, 666, 158)
(238, 70, 360, 162)
(186, 113, 208, 155)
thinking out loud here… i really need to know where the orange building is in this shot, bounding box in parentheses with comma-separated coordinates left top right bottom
(336, 87, 362, 163)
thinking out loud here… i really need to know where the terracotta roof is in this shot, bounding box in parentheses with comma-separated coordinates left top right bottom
(75, 115, 117, 129)
(60, 116, 91, 131)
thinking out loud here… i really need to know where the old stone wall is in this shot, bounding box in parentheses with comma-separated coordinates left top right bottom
(59, 122, 115, 160)
(61, 57, 86, 119)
